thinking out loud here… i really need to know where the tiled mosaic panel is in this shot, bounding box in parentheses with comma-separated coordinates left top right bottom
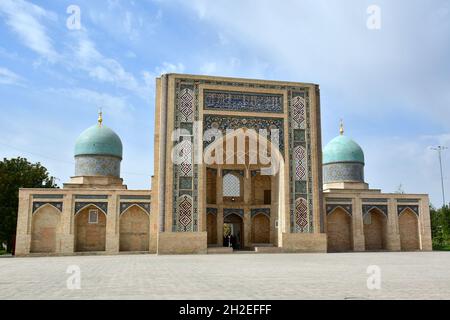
(292, 95, 306, 129)
(294, 145, 307, 181)
(290, 91, 313, 233)
(178, 88, 194, 122)
(295, 198, 308, 232)
(204, 90, 284, 113)
(323, 163, 364, 183)
(173, 82, 198, 232)
(177, 195, 194, 232)
(75, 155, 121, 178)
(203, 115, 285, 154)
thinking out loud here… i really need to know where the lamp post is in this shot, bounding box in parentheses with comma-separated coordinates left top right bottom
(431, 146, 448, 208)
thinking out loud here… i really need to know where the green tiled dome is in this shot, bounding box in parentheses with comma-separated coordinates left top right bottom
(323, 135, 364, 165)
(74, 124, 123, 159)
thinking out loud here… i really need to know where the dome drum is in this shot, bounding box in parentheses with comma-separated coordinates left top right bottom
(323, 162, 364, 184)
(75, 155, 121, 178)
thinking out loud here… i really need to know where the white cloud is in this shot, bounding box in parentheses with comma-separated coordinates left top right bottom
(64, 33, 151, 100)
(47, 87, 134, 121)
(0, 0, 58, 62)
(0, 67, 25, 86)
(0, 1, 152, 101)
(154, 62, 185, 76)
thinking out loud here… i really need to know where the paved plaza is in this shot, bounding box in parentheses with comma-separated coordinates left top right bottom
(1, 252, 449, 300)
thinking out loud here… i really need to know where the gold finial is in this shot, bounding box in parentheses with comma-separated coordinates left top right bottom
(339, 119, 344, 135)
(98, 108, 103, 127)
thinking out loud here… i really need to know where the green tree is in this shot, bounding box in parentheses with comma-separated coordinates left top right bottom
(430, 205, 450, 250)
(0, 157, 57, 253)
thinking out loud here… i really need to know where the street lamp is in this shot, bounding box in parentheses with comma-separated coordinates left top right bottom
(431, 146, 448, 208)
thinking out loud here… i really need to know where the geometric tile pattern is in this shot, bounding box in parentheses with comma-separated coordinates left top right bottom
(295, 197, 309, 232)
(290, 90, 313, 233)
(178, 140, 193, 177)
(177, 195, 193, 232)
(292, 95, 306, 129)
(173, 81, 198, 232)
(294, 145, 307, 181)
(178, 88, 194, 122)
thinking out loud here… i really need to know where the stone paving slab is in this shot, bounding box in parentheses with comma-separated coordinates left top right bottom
(0, 252, 449, 300)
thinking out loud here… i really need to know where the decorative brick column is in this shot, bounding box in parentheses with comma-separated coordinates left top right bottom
(60, 195, 74, 254)
(105, 194, 119, 253)
(352, 197, 365, 251)
(386, 199, 401, 251)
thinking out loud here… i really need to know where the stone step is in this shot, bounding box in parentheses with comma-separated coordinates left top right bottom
(207, 247, 234, 254)
(254, 246, 283, 253)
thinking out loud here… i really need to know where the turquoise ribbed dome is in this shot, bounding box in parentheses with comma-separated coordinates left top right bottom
(74, 125, 123, 159)
(323, 135, 364, 165)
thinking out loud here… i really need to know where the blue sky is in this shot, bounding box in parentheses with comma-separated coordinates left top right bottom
(0, 0, 449, 206)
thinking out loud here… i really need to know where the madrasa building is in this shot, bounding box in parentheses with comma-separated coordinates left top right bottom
(14, 74, 432, 256)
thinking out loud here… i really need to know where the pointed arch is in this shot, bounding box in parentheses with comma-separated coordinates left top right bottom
(30, 204, 61, 253)
(251, 213, 270, 244)
(120, 203, 150, 216)
(327, 205, 352, 217)
(364, 207, 388, 251)
(75, 204, 107, 252)
(399, 208, 420, 251)
(120, 205, 150, 252)
(327, 207, 352, 252)
(74, 203, 107, 216)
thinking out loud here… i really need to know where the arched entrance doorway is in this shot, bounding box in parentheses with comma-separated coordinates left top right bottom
(30, 205, 60, 253)
(223, 213, 244, 250)
(203, 128, 286, 249)
(251, 213, 270, 244)
(327, 207, 352, 252)
(399, 209, 420, 251)
(364, 208, 387, 251)
(75, 205, 107, 252)
(119, 205, 150, 252)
